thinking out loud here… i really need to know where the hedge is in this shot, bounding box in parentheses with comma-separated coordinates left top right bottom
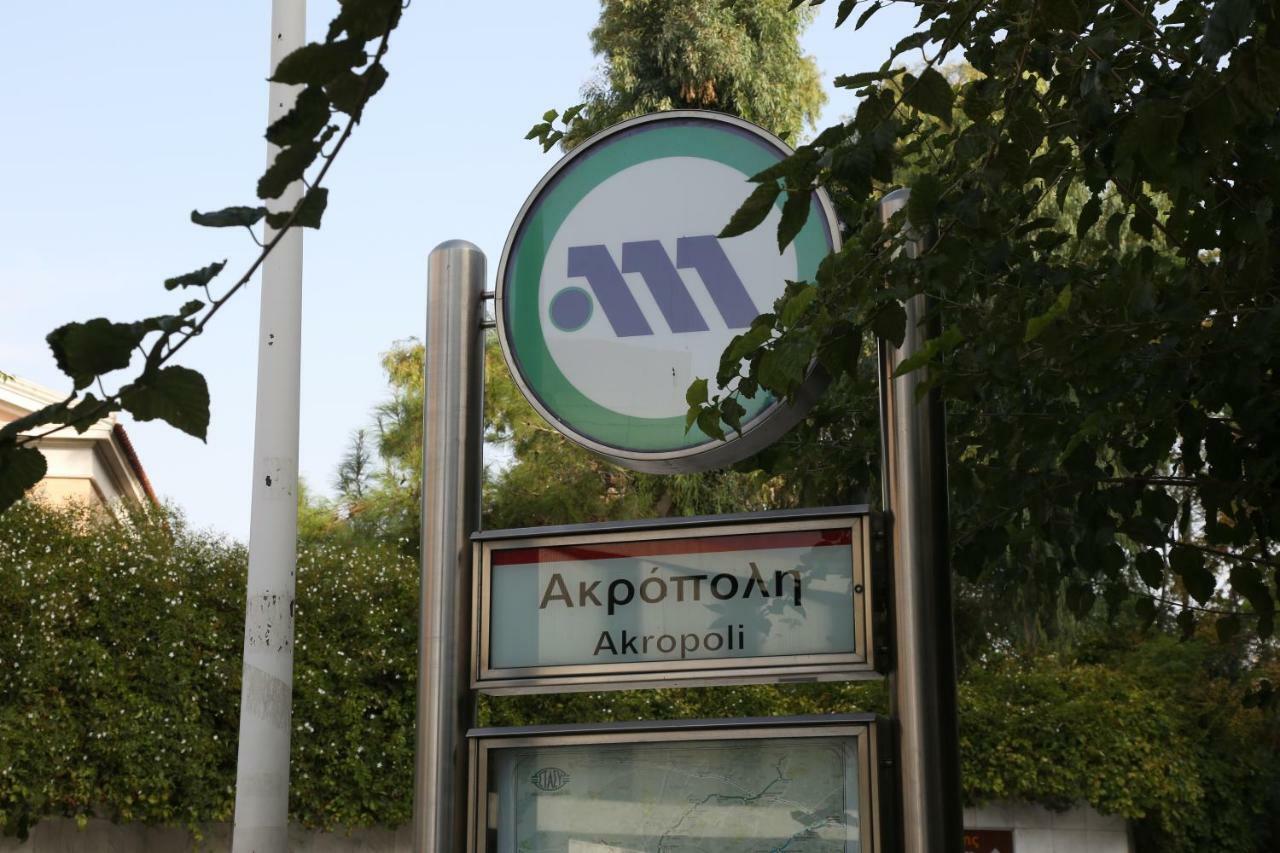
(0, 501, 417, 838)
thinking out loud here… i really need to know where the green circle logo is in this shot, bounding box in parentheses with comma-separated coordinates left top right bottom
(496, 111, 839, 473)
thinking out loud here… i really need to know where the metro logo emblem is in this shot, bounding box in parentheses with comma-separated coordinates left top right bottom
(496, 111, 839, 471)
(562, 236, 759, 337)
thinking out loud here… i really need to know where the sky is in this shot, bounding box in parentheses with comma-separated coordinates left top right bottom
(0, 1, 914, 540)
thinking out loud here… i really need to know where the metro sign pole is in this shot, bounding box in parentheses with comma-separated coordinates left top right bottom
(413, 241, 486, 852)
(877, 188, 964, 853)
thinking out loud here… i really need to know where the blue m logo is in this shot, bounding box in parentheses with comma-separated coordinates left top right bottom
(555, 236, 760, 337)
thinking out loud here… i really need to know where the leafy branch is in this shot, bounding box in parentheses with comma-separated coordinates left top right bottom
(686, 0, 1280, 645)
(0, 0, 405, 514)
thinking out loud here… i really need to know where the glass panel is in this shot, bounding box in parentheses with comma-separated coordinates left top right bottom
(488, 527, 857, 670)
(487, 735, 863, 852)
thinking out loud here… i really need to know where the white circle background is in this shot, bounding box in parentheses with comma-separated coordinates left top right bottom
(540, 157, 797, 420)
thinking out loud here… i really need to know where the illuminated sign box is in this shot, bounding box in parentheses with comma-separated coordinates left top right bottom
(466, 714, 890, 853)
(471, 507, 884, 694)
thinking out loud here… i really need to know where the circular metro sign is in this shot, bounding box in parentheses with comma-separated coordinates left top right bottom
(496, 111, 840, 473)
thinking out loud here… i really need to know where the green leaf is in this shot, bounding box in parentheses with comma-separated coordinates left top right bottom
(891, 33, 929, 59)
(1228, 565, 1274, 622)
(258, 140, 322, 200)
(855, 1, 884, 30)
(1122, 514, 1166, 547)
(65, 394, 119, 434)
(720, 397, 747, 436)
(1216, 613, 1242, 643)
(834, 70, 893, 89)
(191, 206, 266, 228)
(164, 260, 226, 291)
(133, 313, 194, 336)
(722, 320, 775, 366)
(0, 444, 47, 515)
(1065, 582, 1096, 618)
(266, 86, 331, 147)
(685, 377, 709, 408)
(1104, 211, 1126, 248)
(757, 334, 813, 395)
(869, 301, 907, 348)
(907, 173, 943, 227)
(1243, 679, 1275, 709)
(542, 108, 558, 122)
(266, 187, 330, 230)
(47, 319, 142, 390)
(327, 0, 402, 43)
(1169, 545, 1215, 603)
(1024, 285, 1072, 342)
(893, 325, 964, 377)
(119, 366, 210, 441)
(540, 131, 564, 153)
(854, 88, 896, 133)
(1177, 608, 1197, 640)
(1130, 202, 1155, 240)
(780, 284, 818, 328)
(751, 148, 819, 184)
(835, 0, 858, 28)
(777, 190, 810, 252)
(816, 323, 861, 378)
(696, 407, 726, 441)
(719, 182, 781, 239)
(1076, 196, 1101, 239)
(961, 77, 999, 122)
(1117, 100, 1185, 172)
(684, 403, 701, 434)
(1142, 489, 1179, 525)
(1203, 0, 1255, 65)
(325, 63, 387, 118)
(1134, 596, 1157, 623)
(1014, 217, 1059, 238)
(1040, 0, 1081, 31)
(1135, 550, 1165, 589)
(0, 400, 69, 441)
(902, 67, 954, 124)
(270, 39, 367, 86)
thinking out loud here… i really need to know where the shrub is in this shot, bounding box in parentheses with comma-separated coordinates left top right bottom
(0, 501, 419, 837)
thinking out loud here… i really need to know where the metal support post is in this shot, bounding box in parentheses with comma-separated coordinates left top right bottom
(413, 241, 487, 852)
(876, 188, 963, 853)
(232, 1, 305, 850)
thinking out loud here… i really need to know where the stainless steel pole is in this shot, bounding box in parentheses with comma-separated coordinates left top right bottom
(232, 2, 305, 850)
(413, 241, 486, 852)
(876, 188, 963, 853)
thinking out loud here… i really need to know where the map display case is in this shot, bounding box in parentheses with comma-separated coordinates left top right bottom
(466, 714, 890, 853)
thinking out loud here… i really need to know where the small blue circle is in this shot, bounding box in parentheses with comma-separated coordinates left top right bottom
(549, 286, 593, 332)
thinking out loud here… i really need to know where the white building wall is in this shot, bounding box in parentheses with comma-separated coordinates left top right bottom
(965, 801, 1133, 853)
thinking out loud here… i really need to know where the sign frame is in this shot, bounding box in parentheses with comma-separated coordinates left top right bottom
(494, 109, 842, 474)
(470, 506, 886, 695)
(466, 713, 892, 853)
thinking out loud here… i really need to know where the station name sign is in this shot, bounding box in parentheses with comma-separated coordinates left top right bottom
(471, 508, 881, 693)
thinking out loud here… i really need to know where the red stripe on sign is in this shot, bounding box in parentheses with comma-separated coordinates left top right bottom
(491, 528, 852, 566)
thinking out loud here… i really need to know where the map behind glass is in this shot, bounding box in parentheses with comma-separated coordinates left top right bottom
(491, 736, 863, 852)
